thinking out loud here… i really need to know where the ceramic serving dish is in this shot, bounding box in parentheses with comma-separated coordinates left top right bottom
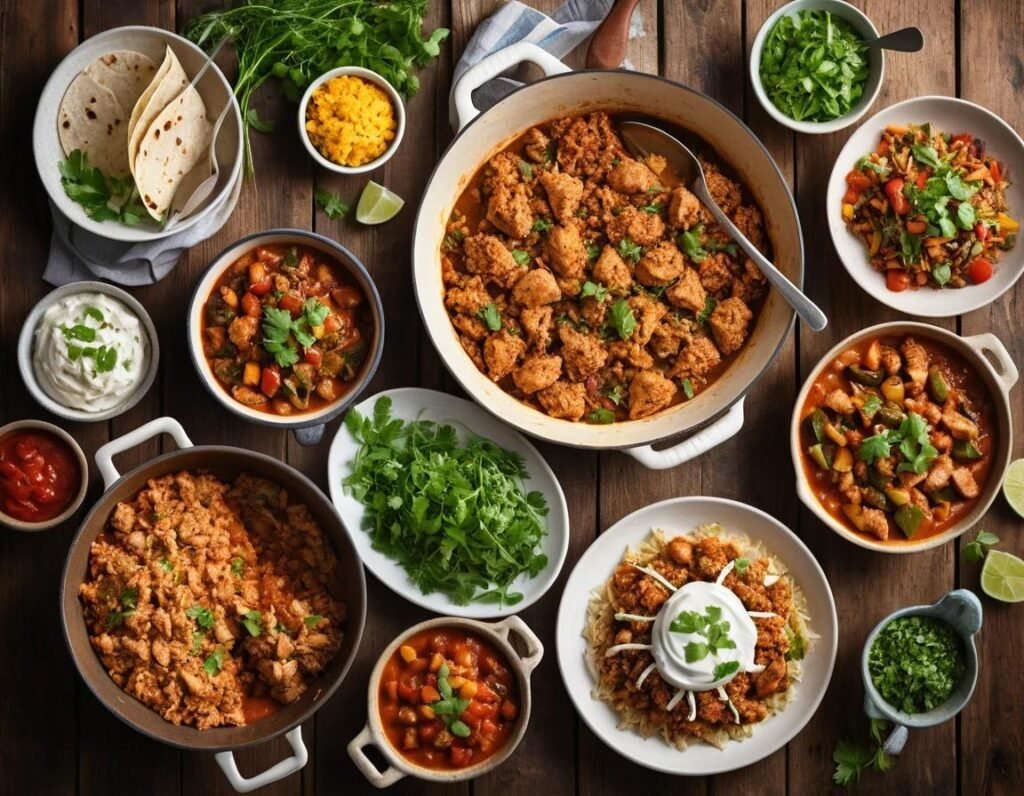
(348, 615, 543, 787)
(0, 419, 89, 532)
(556, 496, 838, 775)
(298, 66, 406, 174)
(32, 25, 242, 242)
(17, 281, 160, 423)
(327, 386, 570, 618)
(749, 0, 884, 135)
(791, 321, 1017, 553)
(414, 41, 803, 470)
(187, 229, 385, 446)
(827, 96, 1024, 316)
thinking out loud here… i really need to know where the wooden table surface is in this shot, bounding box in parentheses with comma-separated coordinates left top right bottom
(1, 1, 1021, 794)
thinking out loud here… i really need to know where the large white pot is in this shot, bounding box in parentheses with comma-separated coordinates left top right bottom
(413, 43, 803, 469)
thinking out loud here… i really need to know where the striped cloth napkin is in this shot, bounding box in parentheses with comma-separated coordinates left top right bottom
(450, 0, 643, 130)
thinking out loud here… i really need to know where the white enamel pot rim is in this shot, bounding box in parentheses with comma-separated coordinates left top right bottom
(347, 615, 544, 787)
(413, 42, 803, 469)
(186, 228, 385, 446)
(790, 321, 1018, 553)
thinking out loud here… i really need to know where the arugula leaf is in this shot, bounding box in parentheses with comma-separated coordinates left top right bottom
(315, 188, 350, 219)
(618, 237, 642, 263)
(478, 303, 502, 331)
(242, 610, 263, 637)
(608, 300, 636, 340)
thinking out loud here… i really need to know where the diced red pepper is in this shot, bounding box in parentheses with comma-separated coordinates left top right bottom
(303, 348, 323, 368)
(974, 223, 989, 241)
(240, 292, 261, 318)
(883, 178, 909, 215)
(260, 365, 281, 398)
(249, 278, 272, 296)
(449, 746, 472, 768)
(990, 160, 1002, 183)
(843, 187, 860, 205)
(278, 293, 303, 314)
(846, 170, 872, 192)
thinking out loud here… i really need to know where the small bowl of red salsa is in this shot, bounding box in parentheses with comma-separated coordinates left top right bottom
(0, 420, 87, 531)
(188, 230, 384, 446)
(349, 616, 543, 786)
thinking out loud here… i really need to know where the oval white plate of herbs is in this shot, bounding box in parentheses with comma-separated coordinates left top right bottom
(327, 387, 570, 618)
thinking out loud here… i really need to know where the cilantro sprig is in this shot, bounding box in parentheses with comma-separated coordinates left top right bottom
(59, 149, 147, 226)
(963, 529, 999, 563)
(105, 587, 139, 630)
(670, 604, 738, 675)
(833, 719, 894, 787)
(315, 188, 351, 219)
(608, 300, 636, 340)
(857, 412, 937, 474)
(263, 298, 330, 368)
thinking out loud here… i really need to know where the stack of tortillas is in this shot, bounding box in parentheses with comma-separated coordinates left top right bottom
(57, 46, 212, 222)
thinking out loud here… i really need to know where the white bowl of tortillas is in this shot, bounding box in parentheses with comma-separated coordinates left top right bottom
(33, 26, 242, 242)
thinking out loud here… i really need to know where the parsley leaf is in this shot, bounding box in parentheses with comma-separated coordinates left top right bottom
(478, 303, 502, 331)
(713, 660, 740, 680)
(618, 237, 642, 263)
(608, 300, 636, 340)
(242, 610, 263, 637)
(585, 242, 601, 260)
(531, 217, 552, 234)
(203, 646, 226, 677)
(585, 407, 615, 424)
(304, 614, 323, 629)
(518, 160, 533, 179)
(733, 557, 750, 575)
(963, 529, 999, 564)
(315, 188, 350, 219)
(186, 604, 215, 630)
(679, 224, 708, 263)
(230, 557, 245, 577)
(858, 433, 893, 464)
(580, 280, 608, 302)
(510, 249, 531, 266)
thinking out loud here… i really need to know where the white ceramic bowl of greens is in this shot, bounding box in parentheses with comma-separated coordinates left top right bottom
(750, 0, 884, 134)
(327, 387, 569, 618)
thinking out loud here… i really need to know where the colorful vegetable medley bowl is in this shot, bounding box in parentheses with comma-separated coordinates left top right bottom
(827, 96, 1024, 316)
(792, 321, 1018, 553)
(749, 0, 883, 135)
(187, 229, 385, 445)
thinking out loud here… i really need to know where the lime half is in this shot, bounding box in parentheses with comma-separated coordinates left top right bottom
(356, 181, 404, 225)
(980, 550, 1024, 603)
(1002, 458, 1024, 519)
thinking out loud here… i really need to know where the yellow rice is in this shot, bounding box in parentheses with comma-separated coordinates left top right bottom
(305, 75, 396, 167)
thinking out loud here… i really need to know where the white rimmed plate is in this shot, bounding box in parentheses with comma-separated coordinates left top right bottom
(827, 96, 1024, 316)
(555, 496, 837, 775)
(327, 387, 570, 618)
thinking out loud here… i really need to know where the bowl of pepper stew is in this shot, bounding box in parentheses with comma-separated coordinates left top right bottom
(0, 419, 88, 532)
(791, 321, 1017, 553)
(348, 615, 543, 786)
(188, 229, 384, 446)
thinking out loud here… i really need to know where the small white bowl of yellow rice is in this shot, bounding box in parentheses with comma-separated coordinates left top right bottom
(299, 66, 405, 174)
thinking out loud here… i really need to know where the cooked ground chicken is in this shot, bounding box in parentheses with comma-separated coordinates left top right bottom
(79, 472, 345, 730)
(441, 111, 769, 423)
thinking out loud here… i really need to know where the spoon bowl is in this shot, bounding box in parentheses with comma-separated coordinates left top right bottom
(620, 120, 828, 331)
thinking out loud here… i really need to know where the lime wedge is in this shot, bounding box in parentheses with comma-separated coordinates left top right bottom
(356, 181, 404, 225)
(1002, 458, 1024, 519)
(980, 550, 1024, 603)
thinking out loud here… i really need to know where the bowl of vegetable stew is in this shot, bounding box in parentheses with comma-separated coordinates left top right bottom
(827, 96, 1024, 316)
(750, 0, 883, 135)
(348, 615, 542, 787)
(791, 321, 1017, 553)
(188, 229, 384, 446)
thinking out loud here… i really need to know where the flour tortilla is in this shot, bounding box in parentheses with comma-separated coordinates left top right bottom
(57, 50, 156, 177)
(134, 86, 211, 220)
(128, 46, 189, 177)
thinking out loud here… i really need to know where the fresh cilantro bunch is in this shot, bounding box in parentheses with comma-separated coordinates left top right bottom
(342, 397, 549, 606)
(857, 412, 938, 474)
(263, 298, 329, 368)
(59, 150, 147, 226)
(833, 719, 895, 787)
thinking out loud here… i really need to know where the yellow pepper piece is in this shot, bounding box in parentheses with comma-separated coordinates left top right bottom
(842, 203, 854, 220)
(458, 680, 478, 699)
(311, 324, 326, 339)
(429, 652, 444, 672)
(869, 229, 882, 256)
(399, 645, 417, 663)
(243, 361, 260, 386)
(997, 212, 1019, 232)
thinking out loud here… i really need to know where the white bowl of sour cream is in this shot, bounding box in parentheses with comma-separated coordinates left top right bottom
(18, 282, 159, 422)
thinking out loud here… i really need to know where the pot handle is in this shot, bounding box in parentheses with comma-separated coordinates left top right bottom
(292, 424, 325, 447)
(962, 332, 1019, 394)
(95, 417, 194, 489)
(348, 724, 406, 788)
(452, 41, 572, 131)
(215, 726, 307, 793)
(622, 399, 745, 470)
(491, 615, 544, 673)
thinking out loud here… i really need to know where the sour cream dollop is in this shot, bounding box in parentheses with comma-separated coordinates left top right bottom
(651, 580, 758, 691)
(33, 293, 148, 412)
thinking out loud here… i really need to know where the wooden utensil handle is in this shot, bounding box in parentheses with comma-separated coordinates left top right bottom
(585, 0, 640, 69)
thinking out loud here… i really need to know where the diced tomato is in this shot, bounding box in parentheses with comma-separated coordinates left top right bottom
(339, 328, 363, 352)
(843, 187, 860, 205)
(990, 160, 1002, 183)
(384, 680, 398, 702)
(249, 278, 272, 296)
(886, 270, 911, 292)
(278, 293, 303, 314)
(331, 286, 363, 309)
(397, 683, 417, 703)
(260, 365, 281, 398)
(845, 170, 872, 192)
(465, 700, 498, 720)
(240, 292, 261, 318)
(476, 683, 500, 703)
(915, 169, 930, 190)
(883, 178, 909, 215)
(877, 137, 891, 156)
(499, 700, 519, 721)
(479, 720, 499, 741)
(450, 746, 472, 768)
(303, 348, 323, 368)
(974, 223, 989, 241)
(905, 219, 927, 234)
(967, 257, 993, 284)
(951, 133, 974, 147)
(323, 314, 342, 333)
(419, 722, 439, 741)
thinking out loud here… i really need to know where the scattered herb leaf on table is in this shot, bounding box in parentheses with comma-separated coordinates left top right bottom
(342, 396, 549, 606)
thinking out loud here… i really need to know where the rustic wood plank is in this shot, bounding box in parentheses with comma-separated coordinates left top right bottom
(957, 1, 1024, 793)
(787, 2, 959, 794)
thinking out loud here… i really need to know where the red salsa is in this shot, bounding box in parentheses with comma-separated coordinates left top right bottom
(379, 627, 520, 771)
(201, 243, 372, 416)
(0, 430, 81, 522)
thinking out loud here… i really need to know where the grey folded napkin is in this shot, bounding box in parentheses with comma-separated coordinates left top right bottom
(43, 168, 242, 287)
(449, 0, 642, 130)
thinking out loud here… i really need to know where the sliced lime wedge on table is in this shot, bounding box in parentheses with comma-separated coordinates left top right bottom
(980, 550, 1024, 603)
(1002, 458, 1024, 519)
(356, 181, 404, 225)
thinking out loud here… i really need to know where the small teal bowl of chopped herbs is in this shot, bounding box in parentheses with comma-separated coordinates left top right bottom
(750, 0, 884, 134)
(860, 590, 981, 754)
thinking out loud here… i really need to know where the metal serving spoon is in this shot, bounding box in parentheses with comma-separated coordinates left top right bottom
(619, 120, 828, 332)
(863, 26, 924, 53)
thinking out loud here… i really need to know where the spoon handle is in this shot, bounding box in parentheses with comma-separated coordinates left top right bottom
(695, 183, 828, 331)
(585, 0, 640, 69)
(865, 26, 924, 52)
